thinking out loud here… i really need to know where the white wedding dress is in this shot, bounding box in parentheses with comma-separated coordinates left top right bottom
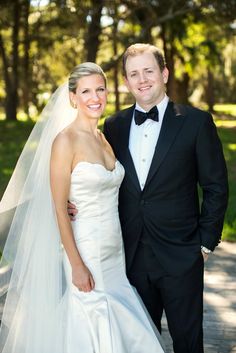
(63, 160, 165, 353)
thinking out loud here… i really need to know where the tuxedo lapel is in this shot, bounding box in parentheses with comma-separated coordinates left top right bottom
(144, 102, 186, 189)
(117, 106, 141, 193)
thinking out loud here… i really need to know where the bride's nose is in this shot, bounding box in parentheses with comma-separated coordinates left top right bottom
(91, 91, 100, 101)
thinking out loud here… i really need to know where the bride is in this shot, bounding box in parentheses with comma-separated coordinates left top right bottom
(0, 62, 165, 353)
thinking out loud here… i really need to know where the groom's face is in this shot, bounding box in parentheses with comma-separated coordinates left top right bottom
(124, 51, 169, 111)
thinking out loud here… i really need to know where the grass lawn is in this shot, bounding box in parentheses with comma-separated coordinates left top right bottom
(0, 120, 34, 195)
(0, 105, 235, 242)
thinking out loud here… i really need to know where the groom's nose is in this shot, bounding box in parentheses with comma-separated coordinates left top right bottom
(138, 72, 148, 83)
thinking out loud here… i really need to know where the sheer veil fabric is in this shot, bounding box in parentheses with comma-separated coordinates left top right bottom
(0, 83, 77, 352)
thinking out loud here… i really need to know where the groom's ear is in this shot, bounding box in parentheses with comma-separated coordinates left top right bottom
(123, 76, 130, 91)
(162, 67, 169, 85)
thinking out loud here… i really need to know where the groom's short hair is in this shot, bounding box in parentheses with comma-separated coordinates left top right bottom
(122, 43, 166, 77)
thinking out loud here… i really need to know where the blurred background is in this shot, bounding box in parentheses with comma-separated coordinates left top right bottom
(0, 0, 235, 241)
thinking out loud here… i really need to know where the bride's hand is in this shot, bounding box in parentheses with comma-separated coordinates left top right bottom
(72, 264, 95, 292)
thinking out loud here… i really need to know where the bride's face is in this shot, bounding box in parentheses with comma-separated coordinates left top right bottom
(70, 74, 107, 120)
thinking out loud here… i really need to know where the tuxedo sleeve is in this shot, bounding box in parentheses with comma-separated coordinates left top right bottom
(103, 118, 114, 147)
(196, 113, 228, 250)
(103, 117, 119, 153)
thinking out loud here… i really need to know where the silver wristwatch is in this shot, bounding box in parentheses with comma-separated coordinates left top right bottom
(201, 246, 211, 254)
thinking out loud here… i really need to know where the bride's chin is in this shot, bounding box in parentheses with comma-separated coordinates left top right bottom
(88, 111, 104, 118)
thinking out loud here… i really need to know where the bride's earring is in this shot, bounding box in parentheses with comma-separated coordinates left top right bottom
(72, 101, 77, 109)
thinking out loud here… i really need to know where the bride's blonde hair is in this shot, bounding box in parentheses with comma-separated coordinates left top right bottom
(69, 62, 107, 93)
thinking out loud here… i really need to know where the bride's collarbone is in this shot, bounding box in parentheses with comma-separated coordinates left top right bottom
(72, 136, 116, 171)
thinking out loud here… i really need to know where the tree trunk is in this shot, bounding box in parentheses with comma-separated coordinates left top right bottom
(112, 4, 120, 112)
(175, 73, 190, 104)
(9, 0, 20, 120)
(85, 0, 103, 62)
(0, 32, 17, 121)
(161, 24, 177, 101)
(0, 32, 11, 98)
(22, 0, 30, 116)
(205, 69, 215, 112)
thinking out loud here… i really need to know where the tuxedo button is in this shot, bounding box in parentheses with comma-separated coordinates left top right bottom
(140, 199, 146, 205)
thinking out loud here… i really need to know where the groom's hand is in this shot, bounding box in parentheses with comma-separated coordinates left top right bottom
(67, 200, 78, 221)
(201, 245, 211, 262)
(201, 251, 209, 262)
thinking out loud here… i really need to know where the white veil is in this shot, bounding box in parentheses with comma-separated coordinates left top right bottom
(0, 83, 77, 353)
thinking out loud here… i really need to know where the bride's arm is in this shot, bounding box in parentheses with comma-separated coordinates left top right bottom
(50, 133, 95, 292)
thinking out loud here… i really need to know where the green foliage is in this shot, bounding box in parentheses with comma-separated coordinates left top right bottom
(0, 0, 236, 117)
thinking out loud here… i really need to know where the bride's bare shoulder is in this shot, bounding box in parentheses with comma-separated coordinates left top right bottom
(53, 123, 79, 146)
(51, 128, 75, 158)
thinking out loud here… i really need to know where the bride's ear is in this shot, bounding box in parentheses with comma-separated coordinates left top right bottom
(69, 92, 77, 109)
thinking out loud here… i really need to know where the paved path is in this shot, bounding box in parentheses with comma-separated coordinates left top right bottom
(162, 241, 236, 353)
(1, 242, 236, 352)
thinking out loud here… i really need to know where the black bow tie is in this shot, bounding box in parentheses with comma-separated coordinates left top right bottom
(134, 106, 159, 125)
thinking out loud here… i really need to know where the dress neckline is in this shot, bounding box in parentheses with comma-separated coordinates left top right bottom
(71, 160, 118, 175)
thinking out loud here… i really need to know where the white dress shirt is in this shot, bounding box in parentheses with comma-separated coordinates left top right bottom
(129, 94, 169, 190)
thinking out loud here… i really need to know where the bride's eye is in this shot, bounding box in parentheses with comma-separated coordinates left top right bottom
(82, 89, 89, 94)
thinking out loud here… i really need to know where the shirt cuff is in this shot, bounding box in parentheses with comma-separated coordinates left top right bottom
(201, 245, 212, 254)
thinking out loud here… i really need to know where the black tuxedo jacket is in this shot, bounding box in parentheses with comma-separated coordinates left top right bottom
(103, 101, 228, 276)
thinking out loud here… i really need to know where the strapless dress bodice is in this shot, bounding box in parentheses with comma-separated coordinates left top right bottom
(69, 160, 124, 219)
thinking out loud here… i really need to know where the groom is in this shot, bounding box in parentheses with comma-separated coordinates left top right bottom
(103, 43, 228, 353)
